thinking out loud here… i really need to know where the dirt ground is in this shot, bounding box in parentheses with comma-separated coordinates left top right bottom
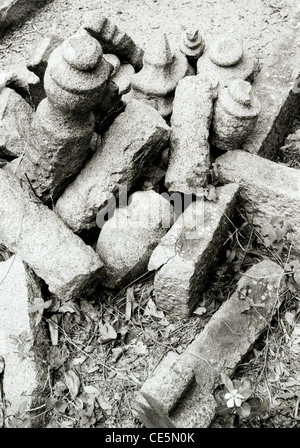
(1, 0, 300, 430)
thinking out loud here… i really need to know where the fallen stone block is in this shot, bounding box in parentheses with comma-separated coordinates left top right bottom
(242, 11, 300, 159)
(0, 62, 41, 108)
(0, 255, 48, 427)
(26, 33, 64, 108)
(55, 100, 171, 234)
(0, 0, 47, 35)
(0, 87, 34, 158)
(214, 150, 300, 253)
(148, 183, 239, 318)
(0, 168, 103, 301)
(96, 190, 174, 289)
(82, 12, 144, 71)
(165, 76, 215, 193)
(134, 259, 284, 428)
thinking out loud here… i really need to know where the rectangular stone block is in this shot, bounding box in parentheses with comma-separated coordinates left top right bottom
(165, 76, 214, 193)
(0, 168, 103, 301)
(0, 255, 48, 427)
(242, 11, 300, 159)
(215, 150, 300, 253)
(148, 183, 239, 318)
(55, 100, 170, 233)
(134, 260, 284, 428)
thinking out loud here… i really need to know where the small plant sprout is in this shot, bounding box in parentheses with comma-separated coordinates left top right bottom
(214, 373, 264, 427)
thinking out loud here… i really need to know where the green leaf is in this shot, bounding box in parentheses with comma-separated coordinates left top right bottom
(238, 378, 253, 399)
(84, 386, 100, 396)
(214, 389, 226, 405)
(220, 373, 234, 392)
(64, 370, 80, 399)
(99, 322, 117, 344)
(239, 401, 251, 418)
(215, 404, 233, 416)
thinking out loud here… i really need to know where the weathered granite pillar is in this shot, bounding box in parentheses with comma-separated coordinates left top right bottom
(134, 260, 284, 428)
(211, 79, 261, 151)
(165, 76, 216, 194)
(18, 33, 112, 203)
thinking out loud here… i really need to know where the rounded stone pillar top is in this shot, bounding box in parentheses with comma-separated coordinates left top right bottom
(209, 37, 243, 67)
(219, 79, 261, 119)
(62, 34, 103, 71)
(196, 35, 259, 88)
(46, 34, 112, 95)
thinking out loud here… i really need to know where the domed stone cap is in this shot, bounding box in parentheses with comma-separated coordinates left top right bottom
(219, 79, 261, 119)
(62, 34, 103, 71)
(209, 36, 243, 67)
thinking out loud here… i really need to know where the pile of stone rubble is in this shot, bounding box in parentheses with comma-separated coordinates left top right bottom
(1, 8, 300, 427)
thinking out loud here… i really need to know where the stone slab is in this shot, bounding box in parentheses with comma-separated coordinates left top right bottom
(215, 150, 300, 253)
(0, 168, 103, 301)
(0, 255, 48, 426)
(134, 259, 284, 428)
(242, 11, 300, 159)
(0, 0, 48, 35)
(148, 184, 239, 318)
(0, 87, 34, 158)
(55, 100, 170, 234)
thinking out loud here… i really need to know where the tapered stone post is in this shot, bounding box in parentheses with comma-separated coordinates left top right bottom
(18, 33, 112, 203)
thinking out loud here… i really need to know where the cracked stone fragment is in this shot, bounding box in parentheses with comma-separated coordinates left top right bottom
(55, 100, 170, 234)
(148, 183, 239, 318)
(0, 255, 48, 426)
(165, 76, 215, 194)
(96, 190, 174, 289)
(0, 168, 103, 301)
(26, 33, 64, 107)
(134, 259, 284, 428)
(215, 150, 300, 253)
(0, 87, 34, 158)
(82, 12, 144, 70)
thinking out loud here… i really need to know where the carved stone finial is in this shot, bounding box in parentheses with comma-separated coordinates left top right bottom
(83, 12, 144, 70)
(180, 28, 205, 60)
(130, 32, 193, 117)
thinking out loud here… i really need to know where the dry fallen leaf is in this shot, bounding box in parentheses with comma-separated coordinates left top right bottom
(144, 298, 164, 319)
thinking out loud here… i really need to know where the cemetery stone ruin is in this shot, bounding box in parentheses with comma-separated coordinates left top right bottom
(0, 5, 300, 428)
